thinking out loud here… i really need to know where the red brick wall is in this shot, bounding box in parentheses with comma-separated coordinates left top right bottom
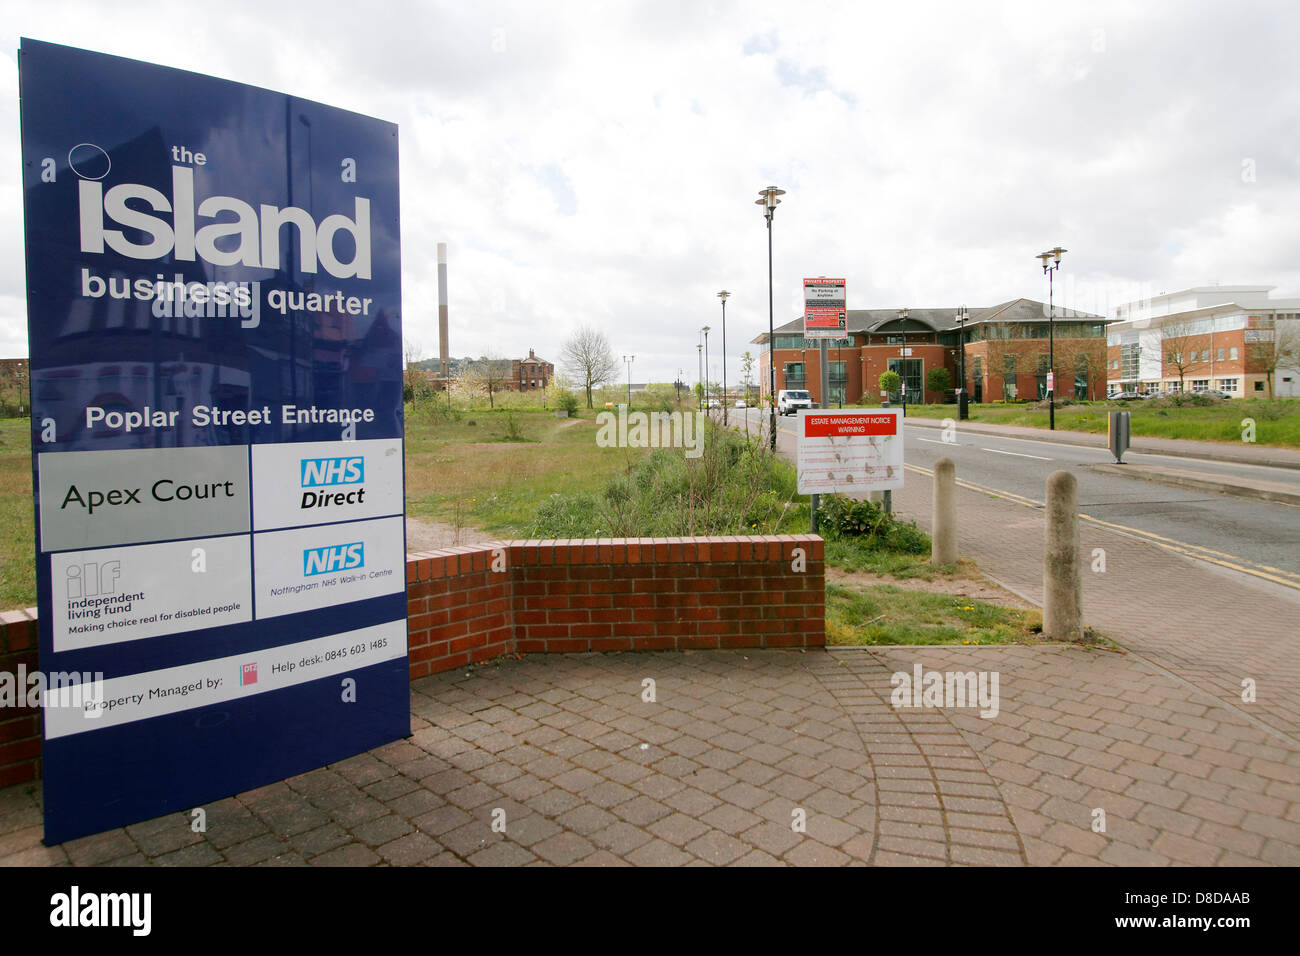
(0, 609, 40, 788)
(3, 536, 824, 785)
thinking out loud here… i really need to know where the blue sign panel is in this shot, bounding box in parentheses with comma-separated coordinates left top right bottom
(18, 39, 407, 844)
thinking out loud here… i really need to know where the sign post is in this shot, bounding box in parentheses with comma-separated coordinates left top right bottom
(803, 278, 846, 530)
(20, 40, 408, 844)
(798, 408, 903, 521)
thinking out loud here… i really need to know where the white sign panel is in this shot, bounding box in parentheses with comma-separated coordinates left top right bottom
(797, 408, 903, 494)
(51, 536, 251, 652)
(251, 438, 404, 531)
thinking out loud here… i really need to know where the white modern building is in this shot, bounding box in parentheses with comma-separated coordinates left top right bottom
(1106, 286, 1300, 397)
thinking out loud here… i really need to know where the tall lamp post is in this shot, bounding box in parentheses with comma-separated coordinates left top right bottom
(756, 187, 785, 451)
(623, 354, 634, 408)
(1036, 247, 1067, 429)
(701, 326, 711, 413)
(717, 290, 730, 424)
(898, 307, 909, 415)
(956, 305, 969, 420)
(697, 343, 703, 407)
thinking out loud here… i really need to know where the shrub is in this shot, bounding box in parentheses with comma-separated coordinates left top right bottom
(530, 426, 805, 538)
(816, 494, 929, 554)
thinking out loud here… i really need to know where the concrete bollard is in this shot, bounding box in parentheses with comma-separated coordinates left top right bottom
(1043, 470, 1083, 641)
(932, 457, 957, 565)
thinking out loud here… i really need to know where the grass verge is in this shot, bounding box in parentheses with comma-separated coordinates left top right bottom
(826, 582, 1043, 646)
(0, 419, 33, 610)
(893, 397, 1300, 446)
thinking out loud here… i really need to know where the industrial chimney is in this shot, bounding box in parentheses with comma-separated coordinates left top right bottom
(437, 243, 450, 380)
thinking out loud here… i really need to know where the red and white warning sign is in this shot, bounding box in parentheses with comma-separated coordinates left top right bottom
(803, 277, 847, 339)
(797, 408, 903, 493)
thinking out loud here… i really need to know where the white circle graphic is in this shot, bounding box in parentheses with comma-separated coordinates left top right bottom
(67, 143, 111, 180)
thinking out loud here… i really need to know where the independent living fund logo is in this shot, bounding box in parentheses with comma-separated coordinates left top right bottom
(595, 407, 705, 458)
(50, 886, 151, 936)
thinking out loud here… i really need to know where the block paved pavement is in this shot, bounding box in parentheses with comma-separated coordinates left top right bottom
(889, 459, 1300, 746)
(2, 643, 1295, 866)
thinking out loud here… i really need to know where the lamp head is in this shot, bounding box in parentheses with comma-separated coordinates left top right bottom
(717, 290, 730, 302)
(755, 186, 785, 212)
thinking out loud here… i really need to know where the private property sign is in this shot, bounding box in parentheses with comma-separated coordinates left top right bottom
(796, 408, 903, 494)
(19, 40, 407, 844)
(803, 277, 847, 339)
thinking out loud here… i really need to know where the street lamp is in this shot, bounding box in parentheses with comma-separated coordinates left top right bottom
(898, 307, 909, 414)
(756, 186, 784, 452)
(702, 326, 711, 413)
(717, 290, 730, 424)
(697, 343, 703, 407)
(623, 354, 635, 408)
(956, 305, 970, 420)
(1036, 246, 1067, 429)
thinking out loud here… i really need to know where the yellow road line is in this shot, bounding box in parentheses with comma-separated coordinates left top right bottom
(902, 463, 1300, 591)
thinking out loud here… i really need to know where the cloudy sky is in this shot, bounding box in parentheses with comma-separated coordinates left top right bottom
(3, 0, 1298, 386)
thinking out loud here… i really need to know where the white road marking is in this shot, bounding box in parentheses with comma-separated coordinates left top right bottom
(916, 437, 956, 445)
(980, 447, 1053, 461)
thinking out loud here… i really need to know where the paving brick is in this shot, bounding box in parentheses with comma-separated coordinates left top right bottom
(309, 843, 381, 866)
(686, 830, 749, 865)
(626, 838, 695, 867)
(647, 812, 711, 847)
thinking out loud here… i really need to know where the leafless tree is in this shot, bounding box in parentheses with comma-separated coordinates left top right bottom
(1247, 319, 1300, 398)
(560, 326, 619, 409)
(1160, 320, 1210, 393)
(980, 324, 1024, 401)
(1060, 338, 1107, 400)
(461, 354, 511, 409)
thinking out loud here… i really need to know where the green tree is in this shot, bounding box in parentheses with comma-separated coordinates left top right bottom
(926, 367, 952, 395)
(878, 370, 901, 396)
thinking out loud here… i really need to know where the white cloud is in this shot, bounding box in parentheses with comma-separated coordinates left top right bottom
(3, 0, 1299, 388)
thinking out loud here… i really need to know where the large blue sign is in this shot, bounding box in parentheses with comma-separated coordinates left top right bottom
(18, 39, 408, 844)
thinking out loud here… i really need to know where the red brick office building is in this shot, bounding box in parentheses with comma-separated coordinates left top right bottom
(754, 299, 1110, 406)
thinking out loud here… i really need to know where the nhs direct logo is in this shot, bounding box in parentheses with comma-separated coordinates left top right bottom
(301, 457, 364, 487)
(303, 542, 364, 577)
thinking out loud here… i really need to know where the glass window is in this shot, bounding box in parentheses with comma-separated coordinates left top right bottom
(1230, 347, 1238, 360)
(1217, 348, 1225, 361)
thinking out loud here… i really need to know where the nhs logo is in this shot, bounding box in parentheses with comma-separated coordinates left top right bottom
(301, 457, 364, 487)
(303, 542, 364, 576)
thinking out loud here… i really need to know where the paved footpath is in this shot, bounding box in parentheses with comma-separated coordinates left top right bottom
(1, 641, 1296, 866)
(892, 458, 1300, 747)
